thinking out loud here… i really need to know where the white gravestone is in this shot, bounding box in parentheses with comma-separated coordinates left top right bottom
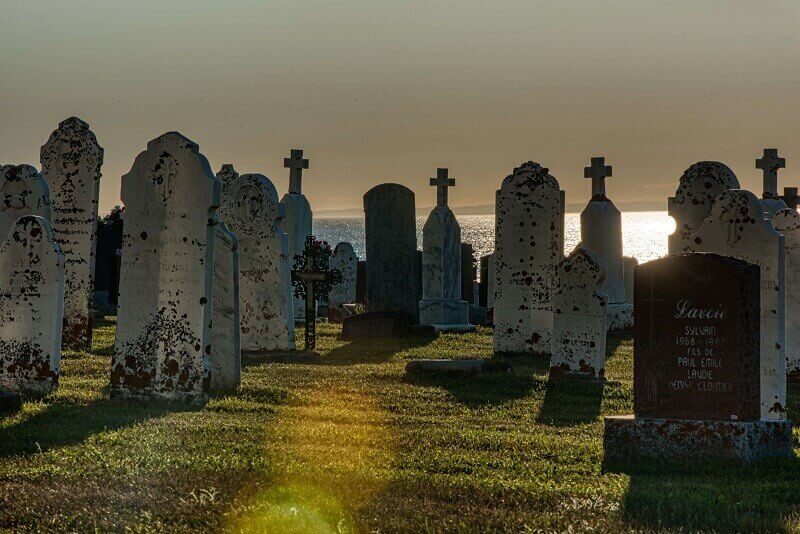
(40, 117, 104, 350)
(210, 222, 240, 392)
(668, 161, 739, 254)
(772, 208, 800, 381)
(493, 161, 565, 354)
(111, 132, 219, 404)
(329, 242, 358, 311)
(550, 245, 608, 380)
(580, 157, 631, 330)
(217, 165, 295, 351)
(680, 189, 787, 421)
(0, 165, 51, 240)
(757, 148, 788, 216)
(281, 149, 313, 321)
(0, 216, 65, 395)
(419, 168, 472, 331)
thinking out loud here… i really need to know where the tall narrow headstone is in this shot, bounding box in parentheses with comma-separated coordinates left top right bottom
(550, 245, 608, 380)
(0, 216, 65, 395)
(111, 132, 219, 404)
(210, 222, 240, 392)
(217, 165, 295, 351)
(757, 148, 788, 216)
(772, 208, 800, 380)
(0, 165, 51, 239)
(679, 189, 786, 420)
(493, 162, 565, 354)
(667, 162, 739, 254)
(460, 242, 476, 304)
(329, 242, 358, 311)
(580, 156, 631, 329)
(281, 149, 313, 322)
(364, 183, 419, 323)
(40, 117, 104, 349)
(623, 256, 638, 305)
(355, 260, 366, 304)
(419, 168, 472, 331)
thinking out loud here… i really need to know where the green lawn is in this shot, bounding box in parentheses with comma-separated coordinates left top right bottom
(2, 320, 800, 532)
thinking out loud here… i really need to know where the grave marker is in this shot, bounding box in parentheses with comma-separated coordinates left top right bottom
(281, 149, 313, 321)
(0, 165, 50, 240)
(757, 148, 789, 215)
(210, 222, 240, 392)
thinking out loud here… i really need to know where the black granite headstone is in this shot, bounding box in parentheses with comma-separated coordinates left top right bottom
(342, 311, 411, 339)
(460, 243, 476, 303)
(634, 253, 760, 421)
(355, 260, 366, 304)
(479, 254, 490, 307)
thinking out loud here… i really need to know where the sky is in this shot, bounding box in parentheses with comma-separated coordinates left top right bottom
(0, 0, 798, 215)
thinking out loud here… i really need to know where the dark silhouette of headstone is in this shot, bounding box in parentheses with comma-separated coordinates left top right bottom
(355, 260, 366, 304)
(342, 311, 411, 339)
(478, 254, 490, 307)
(461, 243, 476, 303)
(94, 217, 123, 293)
(585, 156, 612, 199)
(783, 187, 799, 210)
(284, 149, 309, 195)
(0, 390, 21, 416)
(757, 148, 786, 199)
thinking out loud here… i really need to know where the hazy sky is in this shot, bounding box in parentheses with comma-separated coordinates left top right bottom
(1, 0, 797, 214)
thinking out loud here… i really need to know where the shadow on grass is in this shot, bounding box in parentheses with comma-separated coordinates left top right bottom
(0, 397, 197, 457)
(536, 377, 604, 427)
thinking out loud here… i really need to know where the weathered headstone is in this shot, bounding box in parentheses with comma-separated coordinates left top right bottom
(461, 242, 476, 304)
(111, 132, 219, 404)
(478, 254, 490, 307)
(667, 162, 739, 254)
(210, 222, 240, 392)
(329, 242, 358, 312)
(40, 117, 104, 349)
(93, 211, 123, 314)
(757, 148, 788, 216)
(342, 311, 411, 339)
(550, 245, 608, 380)
(580, 157, 631, 329)
(773, 208, 800, 381)
(623, 256, 638, 305)
(281, 149, 313, 322)
(0, 165, 51, 240)
(0, 216, 65, 395)
(217, 165, 295, 351)
(419, 169, 472, 331)
(782, 187, 799, 210)
(604, 253, 792, 462)
(493, 162, 565, 354)
(678, 189, 786, 421)
(364, 183, 419, 324)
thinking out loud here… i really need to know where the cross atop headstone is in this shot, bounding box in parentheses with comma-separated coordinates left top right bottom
(756, 148, 786, 198)
(430, 168, 455, 207)
(783, 187, 799, 211)
(291, 236, 341, 351)
(584, 157, 612, 198)
(284, 149, 309, 195)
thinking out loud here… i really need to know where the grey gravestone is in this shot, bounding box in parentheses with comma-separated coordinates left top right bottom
(210, 222, 240, 392)
(329, 242, 358, 311)
(0, 165, 51, 240)
(281, 149, 313, 321)
(40, 117, 104, 350)
(604, 253, 793, 462)
(364, 184, 419, 324)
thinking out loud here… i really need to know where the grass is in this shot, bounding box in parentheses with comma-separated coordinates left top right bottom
(2, 320, 800, 532)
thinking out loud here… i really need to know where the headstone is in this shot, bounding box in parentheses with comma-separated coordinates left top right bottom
(478, 254, 490, 307)
(623, 256, 638, 305)
(355, 260, 366, 304)
(329, 242, 358, 312)
(0, 165, 51, 240)
(772, 208, 800, 381)
(667, 161, 739, 254)
(281, 149, 313, 322)
(342, 311, 411, 339)
(549, 245, 608, 380)
(111, 132, 219, 404)
(493, 162, 565, 354)
(460, 242, 476, 304)
(678, 189, 786, 420)
(419, 168, 472, 331)
(210, 222, 240, 392)
(0, 216, 65, 395)
(216, 165, 295, 351)
(604, 253, 792, 462)
(364, 183, 419, 324)
(757, 148, 788, 215)
(40, 117, 104, 349)
(291, 235, 341, 351)
(93, 211, 123, 314)
(782, 187, 799, 210)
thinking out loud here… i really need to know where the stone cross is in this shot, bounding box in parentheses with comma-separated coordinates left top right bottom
(584, 157, 612, 198)
(284, 149, 309, 195)
(756, 148, 786, 198)
(291, 236, 334, 351)
(430, 168, 455, 207)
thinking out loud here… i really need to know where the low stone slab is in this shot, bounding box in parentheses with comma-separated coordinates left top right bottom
(405, 358, 511, 376)
(342, 311, 411, 339)
(0, 390, 21, 416)
(604, 415, 793, 463)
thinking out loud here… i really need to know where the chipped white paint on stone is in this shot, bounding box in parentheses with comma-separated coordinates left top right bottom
(680, 189, 786, 421)
(668, 162, 739, 254)
(493, 162, 565, 354)
(210, 222, 240, 392)
(0, 165, 51, 240)
(550, 245, 608, 379)
(329, 242, 358, 310)
(40, 117, 104, 350)
(112, 132, 219, 404)
(772, 208, 800, 380)
(217, 165, 295, 351)
(0, 216, 65, 395)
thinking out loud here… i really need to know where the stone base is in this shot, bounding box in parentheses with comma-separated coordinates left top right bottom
(604, 415, 793, 463)
(607, 302, 633, 330)
(406, 358, 512, 376)
(428, 323, 476, 333)
(419, 299, 470, 328)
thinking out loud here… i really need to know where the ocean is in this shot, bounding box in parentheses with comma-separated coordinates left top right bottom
(314, 211, 674, 276)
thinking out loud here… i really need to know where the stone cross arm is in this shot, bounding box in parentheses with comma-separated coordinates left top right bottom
(584, 157, 612, 199)
(756, 148, 786, 198)
(430, 168, 455, 207)
(284, 149, 309, 195)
